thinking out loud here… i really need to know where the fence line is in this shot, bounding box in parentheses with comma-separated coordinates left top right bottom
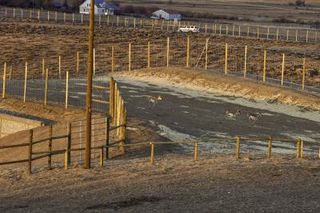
(3, 36, 318, 95)
(0, 7, 319, 44)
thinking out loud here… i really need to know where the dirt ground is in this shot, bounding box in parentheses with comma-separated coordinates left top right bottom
(0, 154, 320, 212)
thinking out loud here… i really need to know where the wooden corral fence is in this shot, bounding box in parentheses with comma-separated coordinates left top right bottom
(0, 7, 319, 44)
(0, 78, 127, 173)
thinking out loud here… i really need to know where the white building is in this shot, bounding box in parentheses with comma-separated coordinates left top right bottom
(151, 9, 182, 21)
(79, 0, 119, 15)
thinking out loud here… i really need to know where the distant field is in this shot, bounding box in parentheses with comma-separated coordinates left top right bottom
(115, 0, 320, 25)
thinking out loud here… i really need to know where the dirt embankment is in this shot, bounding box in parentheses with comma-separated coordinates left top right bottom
(112, 67, 320, 111)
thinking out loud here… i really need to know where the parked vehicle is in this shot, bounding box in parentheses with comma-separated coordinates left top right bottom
(178, 26, 200, 33)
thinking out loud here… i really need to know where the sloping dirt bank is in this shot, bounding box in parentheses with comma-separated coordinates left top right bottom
(112, 68, 320, 111)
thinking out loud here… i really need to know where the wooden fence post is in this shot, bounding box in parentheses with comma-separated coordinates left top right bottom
(64, 149, 68, 170)
(54, 11, 57, 22)
(44, 68, 49, 105)
(238, 25, 241, 37)
(286, 30, 289, 41)
(37, 10, 40, 21)
(65, 71, 69, 109)
(166, 37, 170, 67)
(194, 142, 199, 161)
(147, 41, 151, 68)
(205, 38, 209, 70)
(28, 129, 33, 174)
(58, 55, 61, 79)
(306, 30, 309, 43)
(48, 125, 53, 169)
(257, 26, 260, 39)
(128, 43, 132, 71)
(23, 62, 28, 103)
(109, 77, 115, 117)
(302, 58, 306, 90)
(2, 62, 7, 99)
(76, 51, 80, 75)
(281, 53, 285, 86)
(267, 27, 270, 40)
(186, 36, 190, 67)
(235, 136, 240, 159)
(295, 30, 298, 42)
(105, 117, 110, 159)
(67, 122, 71, 166)
(150, 142, 155, 165)
(247, 26, 250, 37)
(263, 50, 267, 82)
(244, 45, 247, 78)
(47, 11, 50, 21)
(267, 137, 272, 159)
(224, 43, 228, 75)
(296, 139, 301, 159)
(276, 28, 279, 40)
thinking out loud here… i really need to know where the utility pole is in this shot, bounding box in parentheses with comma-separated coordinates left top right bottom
(85, 0, 95, 169)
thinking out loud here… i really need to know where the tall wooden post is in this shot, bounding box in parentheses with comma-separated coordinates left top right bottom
(48, 125, 53, 169)
(76, 51, 80, 75)
(205, 38, 209, 70)
(150, 143, 155, 165)
(263, 50, 267, 82)
(302, 58, 306, 90)
(295, 30, 298, 42)
(67, 122, 72, 165)
(194, 142, 199, 161)
(166, 37, 170, 67)
(281, 54, 285, 86)
(276, 28, 279, 40)
(244, 45, 247, 78)
(235, 136, 240, 159)
(2, 62, 7, 99)
(85, 0, 95, 169)
(186, 36, 190, 67)
(58, 55, 61, 79)
(267, 137, 272, 159)
(224, 43, 228, 75)
(306, 30, 309, 43)
(147, 41, 151, 68)
(23, 62, 28, 103)
(267, 27, 270, 40)
(28, 129, 33, 174)
(65, 71, 69, 109)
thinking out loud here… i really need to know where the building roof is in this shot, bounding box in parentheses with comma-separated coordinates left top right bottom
(83, 0, 119, 10)
(155, 9, 181, 15)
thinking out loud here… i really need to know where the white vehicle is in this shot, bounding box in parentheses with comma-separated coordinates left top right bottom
(178, 26, 200, 33)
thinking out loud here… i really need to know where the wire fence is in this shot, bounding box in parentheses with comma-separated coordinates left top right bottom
(0, 6, 319, 44)
(2, 36, 318, 96)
